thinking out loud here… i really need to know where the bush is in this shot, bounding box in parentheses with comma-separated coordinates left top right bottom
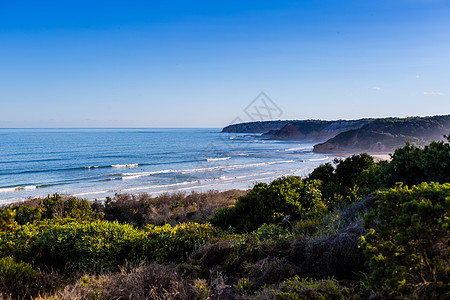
(34, 221, 146, 272)
(0, 208, 18, 234)
(13, 205, 42, 225)
(63, 197, 104, 221)
(254, 223, 293, 244)
(253, 275, 352, 299)
(212, 177, 325, 232)
(10, 194, 103, 225)
(0, 256, 37, 297)
(360, 182, 450, 298)
(145, 222, 221, 263)
(383, 136, 450, 186)
(0, 218, 78, 262)
(307, 153, 375, 205)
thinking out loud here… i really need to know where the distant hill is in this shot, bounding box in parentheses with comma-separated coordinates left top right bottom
(263, 119, 371, 142)
(222, 121, 290, 133)
(221, 115, 450, 153)
(313, 115, 450, 153)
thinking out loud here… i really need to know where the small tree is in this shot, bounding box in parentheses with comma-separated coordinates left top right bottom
(360, 182, 450, 298)
(212, 177, 325, 232)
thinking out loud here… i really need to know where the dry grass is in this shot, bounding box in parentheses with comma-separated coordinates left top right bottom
(103, 189, 246, 226)
(40, 263, 196, 300)
(298, 219, 368, 280)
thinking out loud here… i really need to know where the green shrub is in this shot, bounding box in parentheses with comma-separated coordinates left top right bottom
(383, 136, 450, 186)
(34, 220, 146, 271)
(0, 218, 77, 261)
(307, 153, 375, 205)
(234, 277, 252, 295)
(267, 275, 352, 299)
(0, 208, 18, 234)
(254, 223, 293, 244)
(13, 205, 42, 225)
(212, 177, 325, 232)
(360, 182, 450, 298)
(0, 256, 37, 297)
(63, 197, 104, 221)
(145, 222, 221, 263)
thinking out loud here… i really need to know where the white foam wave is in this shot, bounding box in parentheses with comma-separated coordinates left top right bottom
(120, 175, 142, 180)
(0, 187, 17, 193)
(70, 167, 314, 199)
(309, 157, 330, 162)
(111, 164, 138, 168)
(0, 185, 37, 193)
(120, 160, 295, 180)
(85, 166, 99, 169)
(285, 146, 311, 151)
(206, 157, 231, 162)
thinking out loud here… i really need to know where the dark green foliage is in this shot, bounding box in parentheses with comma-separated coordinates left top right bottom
(333, 153, 375, 189)
(62, 197, 104, 221)
(254, 223, 293, 244)
(307, 153, 375, 204)
(384, 136, 450, 186)
(0, 256, 38, 297)
(308, 162, 334, 183)
(1, 219, 220, 274)
(34, 221, 146, 272)
(0, 218, 78, 262)
(145, 222, 222, 263)
(11, 194, 103, 226)
(13, 205, 42, 225)
(254, 275, 352, 299)
(0, 208, 18, 234)
(212, 177, 325, 232)
(360, 182, 450, 298)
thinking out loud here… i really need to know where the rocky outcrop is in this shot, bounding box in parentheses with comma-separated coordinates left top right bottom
(221, 121, 290, 133)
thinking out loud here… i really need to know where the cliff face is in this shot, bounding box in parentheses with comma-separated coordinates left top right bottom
(222, 121, 290, 133)
(313, 116, 450, 153)
(266, 120, 370, 142)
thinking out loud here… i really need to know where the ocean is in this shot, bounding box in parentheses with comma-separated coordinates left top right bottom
(0, 128, 333, 205)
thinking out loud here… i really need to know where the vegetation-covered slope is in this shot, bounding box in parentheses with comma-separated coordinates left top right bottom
(223, 115, 450, 153)
(314, 115, 450, 153)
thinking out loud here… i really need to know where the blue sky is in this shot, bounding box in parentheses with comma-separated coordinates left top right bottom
(1, 0, 449, 128)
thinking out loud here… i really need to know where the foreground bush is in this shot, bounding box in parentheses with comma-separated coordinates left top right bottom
(383, 136, 450, 186)
(307, 153, 375, 203)
(0, 256, 37, 297)
(11, 194, 104, 225)
(360, 182, 450, 298)
(145, 222, 222, 263)
(35, 221, 146, 272)
(252, 275, 352, 299)
(212, 177, 325, 232)
(0, 219, 78, 262)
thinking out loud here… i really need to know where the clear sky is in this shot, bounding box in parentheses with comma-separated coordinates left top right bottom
(1, 0, 449, 128)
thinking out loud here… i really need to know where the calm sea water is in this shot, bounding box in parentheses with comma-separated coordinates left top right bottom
(0, 128, 332, 204)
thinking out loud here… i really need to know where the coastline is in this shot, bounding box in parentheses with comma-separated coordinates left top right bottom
(2, 152, 393, 207)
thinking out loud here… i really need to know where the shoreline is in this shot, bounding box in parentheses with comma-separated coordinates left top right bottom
(2, 152, 393, 207)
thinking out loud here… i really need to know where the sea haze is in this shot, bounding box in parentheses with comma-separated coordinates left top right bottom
(0, 128, 332, 204)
